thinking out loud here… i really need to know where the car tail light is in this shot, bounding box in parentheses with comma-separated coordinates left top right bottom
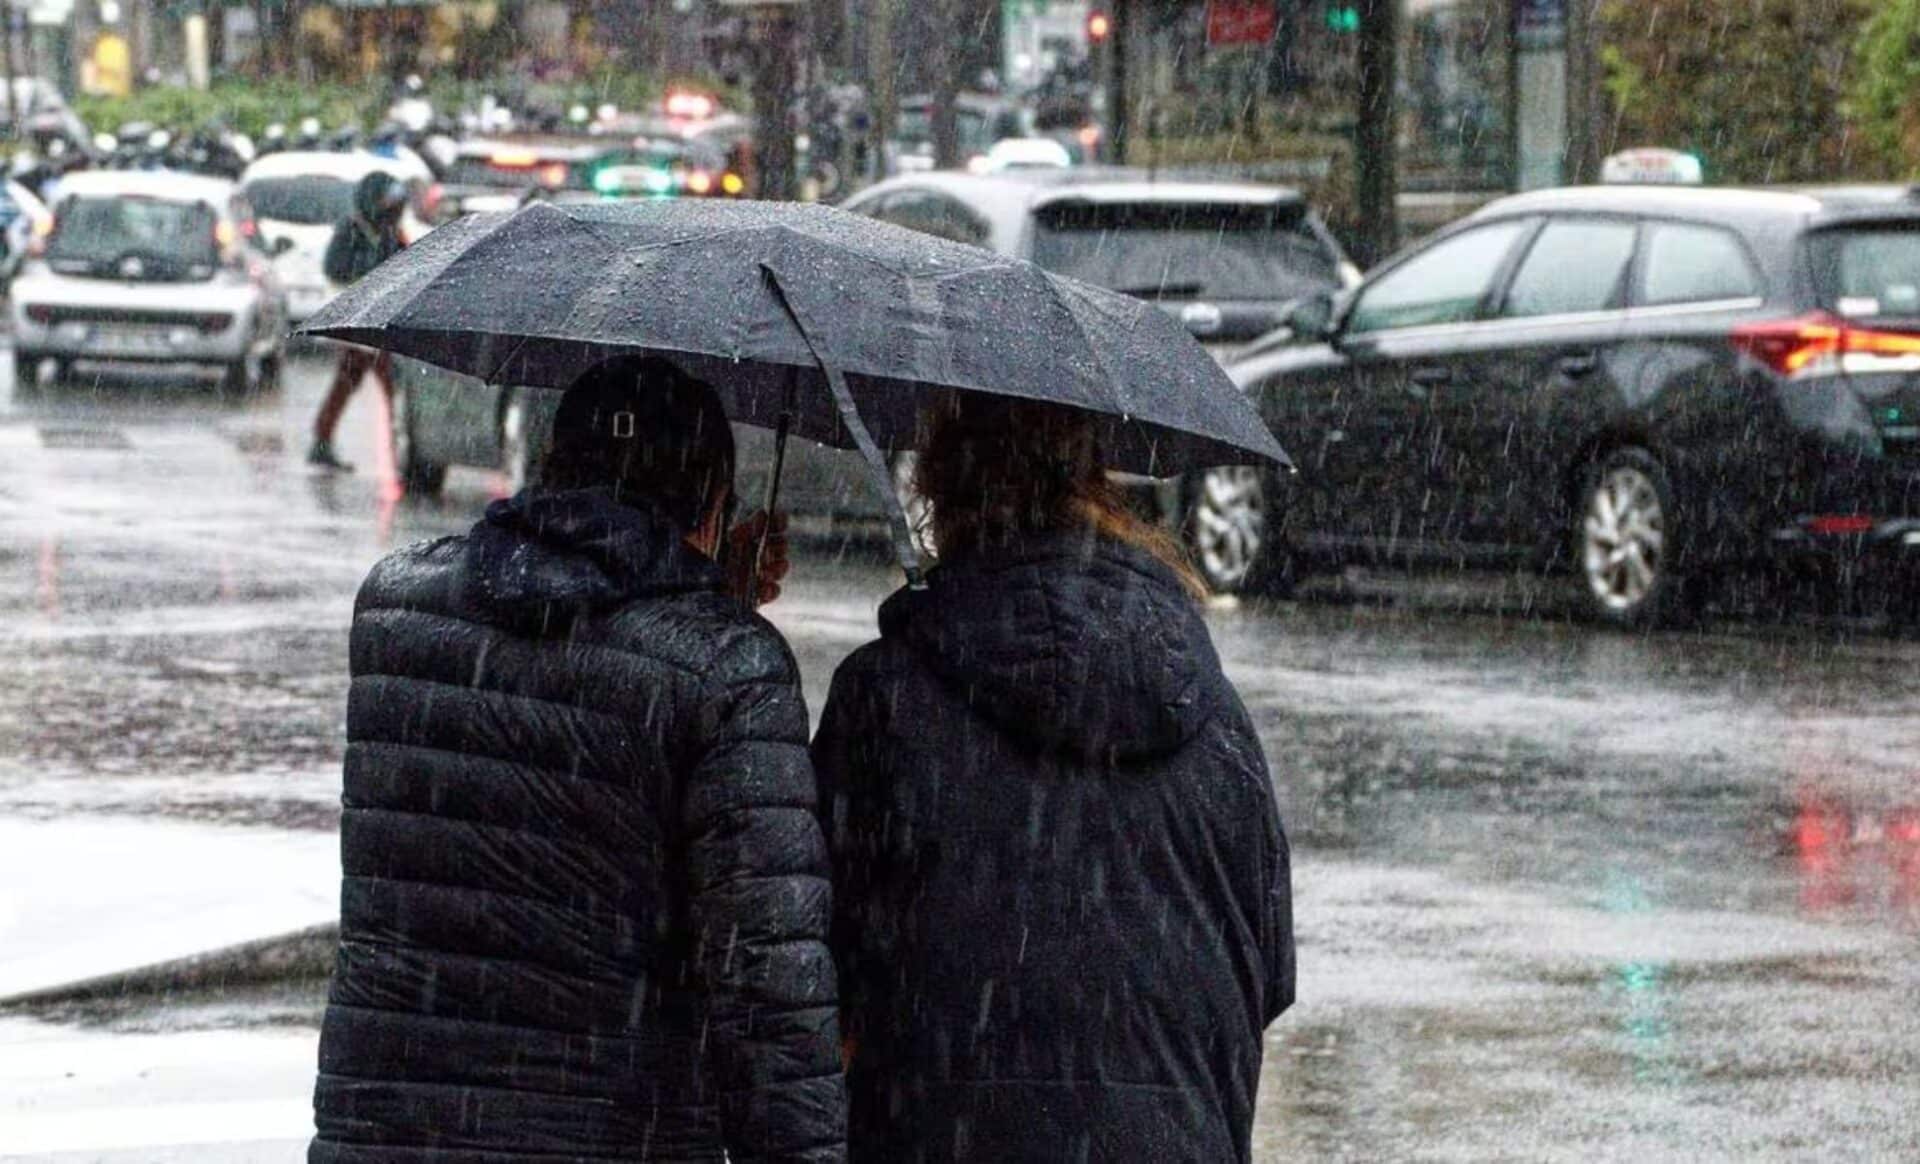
(1731, 311, 1920, 377)
(720, 172, 745, 196)
(1804, 514, 1876, 536)
(539, 163, 569, 188)
(24, 304, 53, 324)
(686, 170, 712, 196)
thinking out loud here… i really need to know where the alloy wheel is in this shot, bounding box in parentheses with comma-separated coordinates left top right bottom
(1581, 464, 1666, 613)
(1191, 465, 1266, 592)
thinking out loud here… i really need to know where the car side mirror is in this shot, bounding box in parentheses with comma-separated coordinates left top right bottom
(1286, 291, 1337, 343)
(271, 236, 295, 256)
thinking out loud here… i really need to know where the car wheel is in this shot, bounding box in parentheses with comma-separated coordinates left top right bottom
(1574, 447, 1689, 628)
(12, 349, 45, 396)
(1186, 465, 1276, 595)
(500, 392, 536, 494)
(390, 381, 447, 497)
(220, 357, 254, 398)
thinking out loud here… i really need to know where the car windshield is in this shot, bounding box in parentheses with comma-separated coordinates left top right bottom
(1030, 200, 1340, 301)
(1808, 225, 1920, 321)
(244, 175, 356, 225)
(46, 194, 218, 270)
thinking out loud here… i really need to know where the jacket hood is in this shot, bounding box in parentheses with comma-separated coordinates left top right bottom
(879, 530, 1224, 762)
(462, 487, 723, 633)
(352, 170, 402, 226)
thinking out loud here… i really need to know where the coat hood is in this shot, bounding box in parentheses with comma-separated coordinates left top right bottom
(462, 487, 723, 633)
(879, 530, 1225, 762)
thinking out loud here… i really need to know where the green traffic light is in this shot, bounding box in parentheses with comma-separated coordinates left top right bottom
(1326, 5, 1359, 33)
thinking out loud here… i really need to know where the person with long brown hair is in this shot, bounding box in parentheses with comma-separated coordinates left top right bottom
(812, 397, 1295, 1163)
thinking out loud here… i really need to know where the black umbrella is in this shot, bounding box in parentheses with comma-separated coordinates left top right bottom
(300, 198, 1288, 582)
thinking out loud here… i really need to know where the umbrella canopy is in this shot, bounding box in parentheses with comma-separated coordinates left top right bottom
(299, 198, 1288, 477)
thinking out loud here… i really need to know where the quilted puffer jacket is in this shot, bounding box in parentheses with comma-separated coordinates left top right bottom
(812, 529, 1293, 1164)
(311, 487, 847, 1164)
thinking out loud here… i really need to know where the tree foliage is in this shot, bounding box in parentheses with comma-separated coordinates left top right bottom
(1598, 0, 1892, 184)
(1850, 0, 1920, 172)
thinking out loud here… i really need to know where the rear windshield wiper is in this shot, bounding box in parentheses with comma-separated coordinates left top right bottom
(1109, 280, 1208, 299)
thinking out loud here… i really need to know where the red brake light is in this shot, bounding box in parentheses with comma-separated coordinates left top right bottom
(1732, 311, 1920, 377)
(1805, 515, 1876, 536)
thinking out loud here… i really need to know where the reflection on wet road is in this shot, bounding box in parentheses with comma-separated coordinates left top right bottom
(2, 351, 1916, 1160)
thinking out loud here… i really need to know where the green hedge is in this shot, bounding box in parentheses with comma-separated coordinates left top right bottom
(72, 81, 382, 142)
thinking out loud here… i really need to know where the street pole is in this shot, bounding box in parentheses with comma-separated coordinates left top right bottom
(1354, 0, 1398, 267)
(1, 0, 16, 143)
(866, 0, 894, 180)
(1107, 0, 1130, 164)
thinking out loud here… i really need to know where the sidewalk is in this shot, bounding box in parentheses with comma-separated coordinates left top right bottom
(0, 818, 338, 1005)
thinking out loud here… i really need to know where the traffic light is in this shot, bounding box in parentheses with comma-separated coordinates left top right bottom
(1087, 10, 1112, 42)
(1325, 4, 1359, 33)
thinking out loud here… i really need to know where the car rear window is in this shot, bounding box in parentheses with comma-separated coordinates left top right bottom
(1808, 226, 1920, 319)
(1030, 201, 1340, 301)
(244, 175, 355, 225)
(47, 195, 218, 278)
(445, 153, 587, 192)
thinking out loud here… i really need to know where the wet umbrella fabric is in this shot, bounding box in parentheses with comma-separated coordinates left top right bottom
(298, 198, 1289, 575)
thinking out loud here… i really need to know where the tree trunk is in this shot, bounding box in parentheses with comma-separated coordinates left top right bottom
(928, 0, 960, 168)
(866, 0, 895, 179)
(1354, 0, 1399, 267)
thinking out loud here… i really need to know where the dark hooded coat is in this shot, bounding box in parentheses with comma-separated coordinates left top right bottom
(322, 170, 405, 287)
(811, 531, 1293, 1164)
(310, 488, 847, 1164)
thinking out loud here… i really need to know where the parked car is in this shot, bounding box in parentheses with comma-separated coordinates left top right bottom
(843, 168, 1360, 589)
(1230, 184, 1920, 624)
(239, 150, 433, 323)
(10, 170, 287, 395)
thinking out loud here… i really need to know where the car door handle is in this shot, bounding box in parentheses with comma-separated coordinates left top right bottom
(1558, 351, 1599, 378)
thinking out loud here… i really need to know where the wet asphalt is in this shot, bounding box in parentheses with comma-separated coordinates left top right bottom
(1, 351, 1916, 1161)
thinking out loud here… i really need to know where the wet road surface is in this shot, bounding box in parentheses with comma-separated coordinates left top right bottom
(2, 351, 1917, 1160)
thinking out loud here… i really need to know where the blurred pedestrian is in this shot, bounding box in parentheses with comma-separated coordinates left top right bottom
(813, 398, 1294, 1164)
(310, 356, 848, 1163)
(306, 171, 407, 472)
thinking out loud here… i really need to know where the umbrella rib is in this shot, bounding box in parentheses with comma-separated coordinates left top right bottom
(760, 259, 927, 588)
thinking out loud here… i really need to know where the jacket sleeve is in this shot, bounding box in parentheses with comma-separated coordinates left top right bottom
(1260, 783, 1296, 1024)
(683, 626, 847, 1163)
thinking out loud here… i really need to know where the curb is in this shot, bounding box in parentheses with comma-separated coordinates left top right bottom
(0, 922, 337, 1009)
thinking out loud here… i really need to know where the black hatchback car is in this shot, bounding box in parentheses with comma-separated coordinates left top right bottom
(1231, 185, 1920, 624)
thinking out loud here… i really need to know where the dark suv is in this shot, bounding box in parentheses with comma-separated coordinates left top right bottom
(1235, 185, 1920, 624)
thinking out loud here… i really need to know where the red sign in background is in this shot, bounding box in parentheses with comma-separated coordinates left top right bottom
(1205, 0, 1278, 46)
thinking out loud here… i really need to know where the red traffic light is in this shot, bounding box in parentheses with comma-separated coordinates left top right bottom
(1087, 11, 1112, 41)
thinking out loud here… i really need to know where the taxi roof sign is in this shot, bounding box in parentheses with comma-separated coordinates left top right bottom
(1601, 148, 1703, 186)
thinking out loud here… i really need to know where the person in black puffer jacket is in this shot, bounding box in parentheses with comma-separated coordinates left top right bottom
(311, 356, 847, 1163)
(813, 399, 1294, 1164)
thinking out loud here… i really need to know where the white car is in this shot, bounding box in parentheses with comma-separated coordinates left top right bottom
(239, 150, 432, 323)
(10, 170, 287, 395)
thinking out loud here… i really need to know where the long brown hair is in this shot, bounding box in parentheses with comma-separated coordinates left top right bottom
(911, 397, 1208, 599)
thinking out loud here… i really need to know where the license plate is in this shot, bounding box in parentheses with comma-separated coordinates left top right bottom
(92, 327, 171, 354)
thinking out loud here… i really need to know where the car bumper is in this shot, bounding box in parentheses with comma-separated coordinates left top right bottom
(12, 316, 256, 364)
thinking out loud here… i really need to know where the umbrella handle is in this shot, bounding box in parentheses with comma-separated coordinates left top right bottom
(752, 411, 791, 592)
